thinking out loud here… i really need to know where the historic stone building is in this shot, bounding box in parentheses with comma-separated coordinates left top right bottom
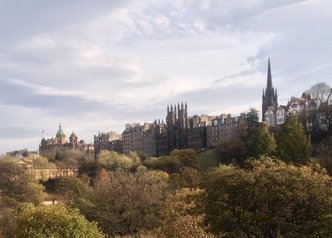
(94, 131, 122, 155)
(206, 114, 246, 147)
(121, 123, 157, 155)
(39, 124, 93, 158)
(94, 104, 249, 157)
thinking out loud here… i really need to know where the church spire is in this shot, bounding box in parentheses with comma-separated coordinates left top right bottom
(267, 58, 273, 89)
(262, 58, 278, 121)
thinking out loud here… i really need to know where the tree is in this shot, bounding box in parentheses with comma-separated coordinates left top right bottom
(161, 188, 212, 238)
(16, 204, 103, 238)
(170, 149, 200, 169)
(97, 150, 134, 171)
(0, 160, 45, 205)
(202, 157, 332, 237)
(246, 108, 259, 130)
(276, 113, 312, 164)
(83, 170, 169, 236)
(305, 82, 331, 101)
(247, 122, 276, 158)
(215, 135, 247, 166)
(33, 156, 56, 169)
(315, 136, 332, 175)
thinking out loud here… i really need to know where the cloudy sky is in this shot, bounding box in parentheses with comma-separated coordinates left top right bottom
(0, 0, 331, 154)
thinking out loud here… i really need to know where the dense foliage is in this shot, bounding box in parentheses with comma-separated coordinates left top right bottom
(16, 204, 103, 238)
(202, 157, 332, 237)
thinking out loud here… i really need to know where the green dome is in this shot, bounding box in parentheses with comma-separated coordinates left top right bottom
(56, 124, 66, 137)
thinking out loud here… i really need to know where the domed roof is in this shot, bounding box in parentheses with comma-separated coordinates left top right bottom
(56, 124, 66, 138)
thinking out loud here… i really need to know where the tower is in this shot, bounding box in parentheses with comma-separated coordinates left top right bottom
(56, 123, 67, 144)
(262, 59, 278, 120)
(69, 131, 78, 146)
(166, 105, 177, 152)
(177, 102, 188, 148)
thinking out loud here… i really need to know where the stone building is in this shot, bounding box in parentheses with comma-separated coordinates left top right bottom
(122, 123, 156, 155)
(39, 124, 93, 158)
(206, 114, 246, 147)
(94, 131, 122, 156)
(99, 104, 247, 156)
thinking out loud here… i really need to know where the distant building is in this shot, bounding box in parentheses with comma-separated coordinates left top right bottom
(39, 124, 93, 158)
(107, 103, 239, 157)
(6, 149, 39, 160)
(121, 123, 156, 155)
(94, 131, 122, 156)
(206, 114, 246, 147)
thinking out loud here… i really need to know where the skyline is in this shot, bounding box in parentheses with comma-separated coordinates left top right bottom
(1, 0, 331, 154)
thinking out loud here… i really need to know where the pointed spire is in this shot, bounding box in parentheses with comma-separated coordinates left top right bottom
(267, 58, 273, 89)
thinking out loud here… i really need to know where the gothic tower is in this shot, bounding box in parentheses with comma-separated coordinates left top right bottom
(166, 104, 177, 152)
(262, 58, 278, 120)
(177, 102, 188, 149)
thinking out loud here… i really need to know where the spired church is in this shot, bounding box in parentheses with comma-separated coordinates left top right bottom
(262, 59, 287, 126)
(39, 124, 94, 159)
(262, 59, 332, 133)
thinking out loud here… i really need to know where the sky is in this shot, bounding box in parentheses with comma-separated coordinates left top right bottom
(0, 0, 331, 154)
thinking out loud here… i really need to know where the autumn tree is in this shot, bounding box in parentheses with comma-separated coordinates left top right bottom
(32, 156, 56, 169)
(79, 169, 169, 237)
(0, 159, 45, 205)
(202, 156, 332, 237)
(161, 188, 212, 238)
(16, 204, 103, 238)
(276, 113, 312, 164)
(170, 149, 200, 169)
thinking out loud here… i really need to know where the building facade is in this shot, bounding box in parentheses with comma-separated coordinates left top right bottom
(94, 131, 122, 155)
(39, 124, 93, 158)
(206, 114, 246, 147)
(96, 103, 246, 157)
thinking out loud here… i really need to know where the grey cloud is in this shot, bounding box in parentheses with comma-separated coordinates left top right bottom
(213, 69, 257, 84)
(0, 0, 131, 44)
(0, 126, 39, 139)
(0, 79, 110, 116)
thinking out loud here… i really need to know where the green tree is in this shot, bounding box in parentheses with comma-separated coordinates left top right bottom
(33, 156, 57, 169)
(247, 122, 276, 158)
(143, 155, 184, 174)
(276, 113, 312, 164)
(202, 157, 332, 237)
(16, 204, 103, 238)
(97, 150, 134, 171)
(246, 108, 259, 130)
